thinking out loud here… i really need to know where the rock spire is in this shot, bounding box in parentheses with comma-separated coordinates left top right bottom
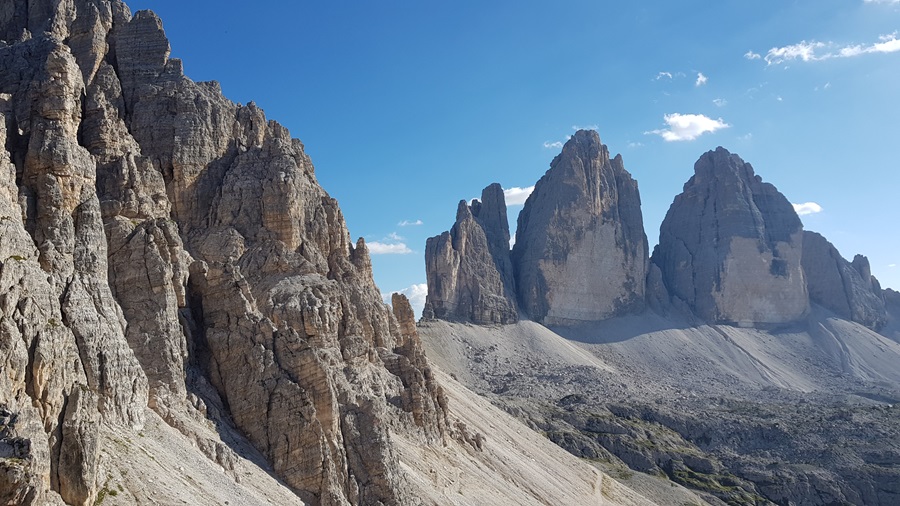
(424, 183, 518, 324)
(511, 130, 648, 325)
(651, 147, 809, 326)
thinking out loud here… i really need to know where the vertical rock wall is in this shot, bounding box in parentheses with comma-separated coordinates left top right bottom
(651, 147, 809, 326)
(424, 183, 518, 324)
(512, 130, 648, 325)
(0, 2, 449, 504)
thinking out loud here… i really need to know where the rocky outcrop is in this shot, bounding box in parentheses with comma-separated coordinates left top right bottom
(511, 130, 648, 325)
(651, 147, 809, 326)
(1, 2, 449, 504)
(424, 183, 518, 324)
(801, 231, 887, 331)
(882, 289, 900, 343)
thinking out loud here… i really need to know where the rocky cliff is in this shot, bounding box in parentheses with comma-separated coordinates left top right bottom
(801, 231, 887, 331)
(423, 183, 518, 324)
(511, 130, 648, 325)
(0, 2, 450, 505)
(651, 147, 809, 326)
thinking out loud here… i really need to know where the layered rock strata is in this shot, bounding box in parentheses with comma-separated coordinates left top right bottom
(511, 130, 648, 325)
(424, 183, 518, 324)
(802, 231, 887, 331)
(0, 2, 449, 505)
(651, 147, 809, 326)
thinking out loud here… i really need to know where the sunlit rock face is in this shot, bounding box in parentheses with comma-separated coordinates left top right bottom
(652, 147, 809, 326)
(512, 130, 648, 325)
(0, 1, 448, 504)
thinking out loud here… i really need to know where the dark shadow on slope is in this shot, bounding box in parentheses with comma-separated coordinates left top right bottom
(548, 310, 693, 345)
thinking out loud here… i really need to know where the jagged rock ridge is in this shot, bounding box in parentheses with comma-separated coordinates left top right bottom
(424, 183, 518, 324)
(512, 130, 648, 325)
(0, 2, 450, 505)
(802, 231, 887, 331)
(651, 147, 809, 326)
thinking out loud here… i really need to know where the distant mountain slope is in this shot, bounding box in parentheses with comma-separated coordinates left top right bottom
(420, 312, 900, 505)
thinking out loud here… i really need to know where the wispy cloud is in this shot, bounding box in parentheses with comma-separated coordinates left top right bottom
(382, 283, 429, 318)
(865, 0, 900, 4)
(695, 72, 708, 86)
(744, 50, 762, 60)
(792, 202, 823, 216)
(655, 71, 673, 80)
(387, 232, 404, 241)
(504, 186, 535, 206)
(762, 32, 900, 65)
(713, 98, 727, 107)
(398, 219, 423, 227)
(543, 140, 564, 149)
(367, 241, 413, 255)
(571, 124, 599, 132)
(646, 113, 730, 142)
(814, 82, 832, 91)
(628, 142, 643, 149)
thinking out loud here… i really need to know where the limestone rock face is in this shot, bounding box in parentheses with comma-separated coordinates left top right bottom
(512, 130, 648, 325)
(425, 183, 518, 324)
(651, 147, 809, 326)
(882, 289, 900, 343)
(1, 1, 449, 504)
(802, 231, 887, 331)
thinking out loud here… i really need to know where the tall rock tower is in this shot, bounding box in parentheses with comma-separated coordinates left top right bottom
(511, 130, 648, 325)
(651, 147, 809, 326)
(424, 183, 518, 324)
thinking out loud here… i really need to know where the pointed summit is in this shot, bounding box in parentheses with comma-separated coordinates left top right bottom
(511, 130, 648, 324)
(424, 183, 518, 324)
(651, 148, 809, 326)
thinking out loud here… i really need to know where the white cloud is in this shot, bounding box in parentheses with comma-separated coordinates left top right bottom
(398, 219, 423, 227)
(695, 72, 708, 86)
(645, 113, 730, 142)
(655, 71, 673, 80)
(792, 202, 823, 216)
(571, 124, 599, 131)
(367, 241, 413, 255)
(889, 264, 897, 268)
(744, 51, 762, 60)
(762, 33, 900, 65)
(628, 142, 643, 148)
(503, 186, 535, 206)
(765, 41, 826, 65)
(382, 283, 428, 318)
(713, 98, 727, 107)
(543, 140, 564, 149)
(865, 0, 900, 4)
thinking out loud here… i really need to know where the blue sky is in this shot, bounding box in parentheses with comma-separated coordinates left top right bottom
(128, 0, 900, 315)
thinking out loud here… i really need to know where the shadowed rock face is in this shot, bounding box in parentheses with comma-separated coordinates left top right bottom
(802, 231, 887, 331)
(424, 183, 518, 324)
(0, 1, 448, 504)
(512, 130, 648, 325)
(651, 147, 809, 326)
